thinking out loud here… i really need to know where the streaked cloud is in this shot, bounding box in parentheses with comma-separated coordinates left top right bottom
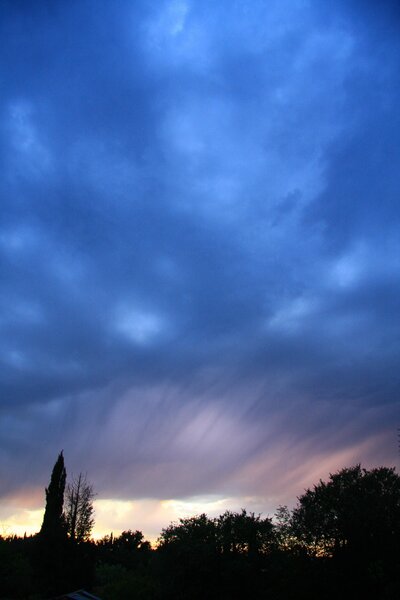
(0, 0, 399, 537)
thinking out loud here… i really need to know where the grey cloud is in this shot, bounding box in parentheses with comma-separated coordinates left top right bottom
(0, 0, 399, 509)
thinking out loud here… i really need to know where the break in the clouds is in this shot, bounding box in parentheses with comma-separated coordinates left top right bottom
(1, 0, 399, 537)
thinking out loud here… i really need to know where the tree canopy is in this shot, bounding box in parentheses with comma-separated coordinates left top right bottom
(291, 465, 400, 560)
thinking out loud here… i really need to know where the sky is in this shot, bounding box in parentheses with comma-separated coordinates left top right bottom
(1, 0, 399, 541)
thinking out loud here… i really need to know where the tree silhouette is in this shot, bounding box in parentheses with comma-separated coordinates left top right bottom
(2, 460, 400, 599)
(40, 451, 66, 541)
(65, 472, 95, 542)
(157, 511, 276, 599)
(217, 509, 274, 557)
(291, 464, 400, 561)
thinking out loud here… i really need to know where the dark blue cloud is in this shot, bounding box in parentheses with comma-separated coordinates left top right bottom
(0, 0, 399, 508)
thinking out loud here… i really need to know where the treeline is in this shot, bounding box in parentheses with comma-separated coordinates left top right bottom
(0, 456, 399, 599)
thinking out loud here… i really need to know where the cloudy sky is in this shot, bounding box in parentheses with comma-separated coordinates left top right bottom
(1, 0, 399, 540)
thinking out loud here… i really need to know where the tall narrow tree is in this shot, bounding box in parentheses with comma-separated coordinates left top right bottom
(40, 451, 67, 540)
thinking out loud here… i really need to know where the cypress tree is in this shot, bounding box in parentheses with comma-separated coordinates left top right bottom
(40, 451, 67, 540)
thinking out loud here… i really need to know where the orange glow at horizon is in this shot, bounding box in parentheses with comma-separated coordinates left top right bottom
(1, 432, 393, 542)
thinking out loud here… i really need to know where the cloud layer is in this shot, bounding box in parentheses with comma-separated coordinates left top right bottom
(1, 0, 399, 536)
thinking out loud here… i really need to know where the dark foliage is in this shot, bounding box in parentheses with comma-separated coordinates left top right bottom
(0, 535, 34, 599)
(96, 530, 151, 570)
(25, 452, 96, 597)
(290, 465, 400, 599)
(39, 451, 66, 541)
(94, 531, 155, 599)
